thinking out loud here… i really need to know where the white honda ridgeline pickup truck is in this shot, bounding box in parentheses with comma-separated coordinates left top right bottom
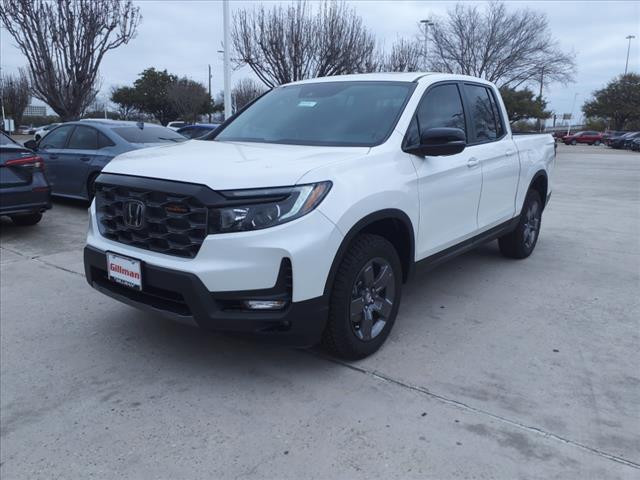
(84, 73, 555, 359)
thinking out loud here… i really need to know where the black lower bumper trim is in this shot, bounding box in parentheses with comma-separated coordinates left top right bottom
(84, 246, 328, 346)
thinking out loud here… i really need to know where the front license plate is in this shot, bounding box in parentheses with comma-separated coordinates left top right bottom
(107, 252, 142, 291)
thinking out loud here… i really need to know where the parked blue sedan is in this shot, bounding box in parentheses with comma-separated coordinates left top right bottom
(24, 120, 186, 200)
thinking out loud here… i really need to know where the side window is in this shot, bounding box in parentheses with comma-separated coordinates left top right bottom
(415, 84, 466, 139)
(67, 126, 98, 150)
(465, 84, 499, 143)
(487, 89, 505, 138)
(40, 125, 74, 149)
(98, 132, 115, 148)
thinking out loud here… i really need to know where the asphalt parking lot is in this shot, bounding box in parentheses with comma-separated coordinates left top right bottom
(1, 144, 638, 479)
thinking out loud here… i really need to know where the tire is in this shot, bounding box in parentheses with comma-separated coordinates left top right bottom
(571, 140, 577, 145)
(498, 190, 543, 259)
(321, 234, 403, 360)
(11, 213, 42, 226)
(594, 140, 601, 146)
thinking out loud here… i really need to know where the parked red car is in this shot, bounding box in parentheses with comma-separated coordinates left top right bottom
(562, 131, 603, 145)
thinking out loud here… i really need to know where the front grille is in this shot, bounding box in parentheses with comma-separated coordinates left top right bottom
(95, 183, 208, 258)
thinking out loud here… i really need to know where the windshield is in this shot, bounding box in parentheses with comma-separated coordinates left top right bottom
(112, 126, 187, 144)
(214, 81, 415, 147)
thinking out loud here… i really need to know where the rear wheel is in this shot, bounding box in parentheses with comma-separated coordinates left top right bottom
(498, 190, 542, 259)
(321, 234, 402, 360)
(11, 213, 42, 226)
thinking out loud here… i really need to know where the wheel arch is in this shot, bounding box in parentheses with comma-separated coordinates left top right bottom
(323, 209, 415, 296)
(528, 170, 549, 210)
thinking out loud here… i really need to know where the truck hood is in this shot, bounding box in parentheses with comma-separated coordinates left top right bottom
(103, 140, 369, 189)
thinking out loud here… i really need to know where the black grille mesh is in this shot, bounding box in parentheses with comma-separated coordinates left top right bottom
(95, 183, 208, 258)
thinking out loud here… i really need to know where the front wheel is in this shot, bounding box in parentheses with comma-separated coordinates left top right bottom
(498, 190, 542, 259)
(594, 140, 601, 146)
(571, 140, 577, 145)
(321, 234, 402, 360)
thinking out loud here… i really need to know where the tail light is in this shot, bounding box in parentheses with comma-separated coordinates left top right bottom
(5, 155, 45, 171)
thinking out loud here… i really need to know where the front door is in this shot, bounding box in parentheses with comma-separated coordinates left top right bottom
(36, 124, 75, 191)
(406, 83, 482, 259)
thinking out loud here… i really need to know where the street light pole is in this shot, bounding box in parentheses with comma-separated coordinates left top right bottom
(223, 0, 232, 120)
(567, 93, 579, 135)
(624, 35, 636, 75)
(420, 19, 434, 71)
(208, 64, 212, 122)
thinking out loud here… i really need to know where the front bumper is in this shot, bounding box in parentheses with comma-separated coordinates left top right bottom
(84, 246, 329, 346)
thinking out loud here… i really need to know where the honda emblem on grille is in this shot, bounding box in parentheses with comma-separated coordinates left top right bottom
(123, 200, 145, 229)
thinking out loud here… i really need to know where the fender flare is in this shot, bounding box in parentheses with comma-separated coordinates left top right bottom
(527, 169, 549, 208)
(323, 208, 415, 296)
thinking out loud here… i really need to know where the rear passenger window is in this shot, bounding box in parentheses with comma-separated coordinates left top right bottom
(68, 126, 98, 150)
(411, 84, 466, 143)
(98, 133, 115, 148)
(487, 89, 505, 138)
(465, 84, 501, 143)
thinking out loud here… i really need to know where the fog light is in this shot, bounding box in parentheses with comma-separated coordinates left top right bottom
(243, 300, 288, 310)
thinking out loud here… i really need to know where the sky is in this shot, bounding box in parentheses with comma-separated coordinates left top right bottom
(1, 0, 639, 123)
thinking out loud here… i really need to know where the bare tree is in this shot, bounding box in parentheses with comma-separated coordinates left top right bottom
(168, 78, 214, 124)
(381, 38, 423, 72)
(1, 69, 31, 126)
(231, 78, 267, 112)
(232, 0, 377, 87)
(429, 2, 575, 88)
(1, 0, 140, 121)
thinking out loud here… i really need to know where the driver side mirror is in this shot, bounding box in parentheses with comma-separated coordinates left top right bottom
(403, 127, 466, 157)
(24, 139, 38, 151)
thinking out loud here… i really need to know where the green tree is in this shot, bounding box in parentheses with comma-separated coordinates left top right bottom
(110, 86, 138, 120)
(167, 78, 214, 124)
(132, 68, 179, 125)
(500, 87, 551, 125)
(582, 73, 640, 130)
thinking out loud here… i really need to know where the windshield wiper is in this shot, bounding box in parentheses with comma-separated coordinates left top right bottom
(157, 137, 184, 142)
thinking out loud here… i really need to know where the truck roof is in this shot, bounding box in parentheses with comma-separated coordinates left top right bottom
(287, 72, 496, 86)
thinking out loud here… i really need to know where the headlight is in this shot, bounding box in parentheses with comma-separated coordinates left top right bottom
(208, 182, 332, 234)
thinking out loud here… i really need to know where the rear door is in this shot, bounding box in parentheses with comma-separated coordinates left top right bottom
(54, 125, 100, 197)
(461, 83, 519, 229)
(37, 124, 75, 191)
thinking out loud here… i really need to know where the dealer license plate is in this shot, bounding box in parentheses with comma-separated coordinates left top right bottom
(107, 252, 142, 291)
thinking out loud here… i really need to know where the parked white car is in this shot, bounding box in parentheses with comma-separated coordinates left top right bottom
(84, 73, 555, 359)
(33, 123, 60, 141)
(166, 121, 187, 131)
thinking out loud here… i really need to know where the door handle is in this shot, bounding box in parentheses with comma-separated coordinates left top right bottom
(467, 157, 480, 168)
(49, 154, 58, 160)
(505, 149, 516, 156)
(80, 156, 91, 162)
